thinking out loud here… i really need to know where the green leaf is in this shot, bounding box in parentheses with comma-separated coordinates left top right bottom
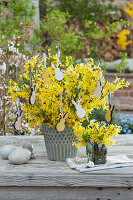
(72, 87, 79, 95)
(70, 104, 76, 112)
(98, 134, 104, 142)
(82, 133, 91, 141)
(17, 81, 23, 89)
(84, 89, 89, 95)
(22, 76, 30, 85)
(82, 120, 90, 128)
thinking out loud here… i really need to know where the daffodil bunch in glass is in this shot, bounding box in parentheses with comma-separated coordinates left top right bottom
(9, 52, 129, 130)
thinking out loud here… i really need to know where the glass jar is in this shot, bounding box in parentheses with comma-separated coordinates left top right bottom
(86, 143, 107, 164)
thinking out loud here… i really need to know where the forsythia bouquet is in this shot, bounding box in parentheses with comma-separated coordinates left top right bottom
(9, 52, 129, 147)
(73, 120, 121, 147)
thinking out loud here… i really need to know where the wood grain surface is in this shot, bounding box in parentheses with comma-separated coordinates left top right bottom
(0, 135, 133, 200)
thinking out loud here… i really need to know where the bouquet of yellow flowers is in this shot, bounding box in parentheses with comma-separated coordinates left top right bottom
(73, 120, 121, 147)
(9, 51, 129, 130)
(73, 119, 122, 164)
(8, 50, 129, 161)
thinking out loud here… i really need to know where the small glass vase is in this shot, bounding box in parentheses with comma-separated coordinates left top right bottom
(86, 143, 107, 165)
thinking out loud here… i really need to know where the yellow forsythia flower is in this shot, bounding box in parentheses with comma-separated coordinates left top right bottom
(73, 121, 121, 147)
(117, 29, 132, 50)
(124, 2, 133, 18)
(8, 53, 129, 131)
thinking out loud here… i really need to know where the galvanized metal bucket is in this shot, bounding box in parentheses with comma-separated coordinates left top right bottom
(42, 123, 77, 161)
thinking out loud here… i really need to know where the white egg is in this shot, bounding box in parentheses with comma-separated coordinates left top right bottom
(8, 149, 31, 165)
(23, 142, 33, 153)
(0, 145, 17, 159)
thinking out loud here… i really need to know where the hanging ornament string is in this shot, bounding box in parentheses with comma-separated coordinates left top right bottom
(57, 46, 60, 68)
(78, 87, 81, 101)
(98, 66, 102, 86)
(60, 92, 62, 114)
(43, 53, 46, 68)
(15, 88, 19, 114)
(107, 91, 111, 105)
(109, 91, 111, 105)
(16, 97, 19, 114)
(107, 91, 109, 105)
(30, 73, 32, 88)
(14, 87, 23, 131)
(29, 69, 36, 105)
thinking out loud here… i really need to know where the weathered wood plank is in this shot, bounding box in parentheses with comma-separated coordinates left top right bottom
(0, 174, 133, 187)
(0, 186, 133, 200)
(1, 134, 133, 200)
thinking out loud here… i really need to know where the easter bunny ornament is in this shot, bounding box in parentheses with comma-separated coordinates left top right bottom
(56, 112, 69, 131)
(105, 92, 115, 122)
(93, 80, 106, 98)
(105, 104, 115, 122)
(29, 85, 36, 105)
(14, 111, 23, 131)
(72, 97, 86, 118)
(51, 46, 63, 81)
(51, 63, 64, 81)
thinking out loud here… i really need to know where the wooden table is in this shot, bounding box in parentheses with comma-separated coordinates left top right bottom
(0, 135, 133, 200)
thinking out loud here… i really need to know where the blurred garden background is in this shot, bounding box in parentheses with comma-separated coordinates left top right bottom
(0, 0, 133, 136)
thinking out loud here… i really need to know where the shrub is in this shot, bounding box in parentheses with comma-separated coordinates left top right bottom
(41, 9, 82, 62)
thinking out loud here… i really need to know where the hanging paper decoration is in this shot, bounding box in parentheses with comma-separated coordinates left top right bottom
(93, 80, 105, 98)
(56, 93, 68, 131)
(72, 93, 86, 118)
(14, 111, 23, 131)
(14, 96, 23, 131)
(43, 52, 49, 84)
(51, 46, 63, 81)
(56, 112, 69, 132)
(93, 67, 106, 98)
(29, 85, 36, 105)
(51, 63, 63, 81)
(105, 92, 115, 122)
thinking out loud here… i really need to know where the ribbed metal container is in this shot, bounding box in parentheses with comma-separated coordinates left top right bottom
(42, 123, 77, 161)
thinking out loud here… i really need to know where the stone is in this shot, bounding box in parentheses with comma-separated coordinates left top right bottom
(76, 58, 133, 73)
(23, 142, 33, 153)
(86, 161, 94, 168)
(8, 149, 31, 165)
(30, 153, 36, 159)
(105, 58, 133, 73)
(0, 145, 17, 159)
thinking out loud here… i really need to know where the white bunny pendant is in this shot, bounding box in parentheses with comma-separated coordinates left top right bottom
(29, 85, 36, 105)
(72, 98, 86, 118)
(93, 80, 105, 98)
(56, 112, 69, 131)
(51, 63, 64, 81)
(14, 111, 23, 131)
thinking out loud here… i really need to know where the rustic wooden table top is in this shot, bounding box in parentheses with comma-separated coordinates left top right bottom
(0, 135, 133, 200)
